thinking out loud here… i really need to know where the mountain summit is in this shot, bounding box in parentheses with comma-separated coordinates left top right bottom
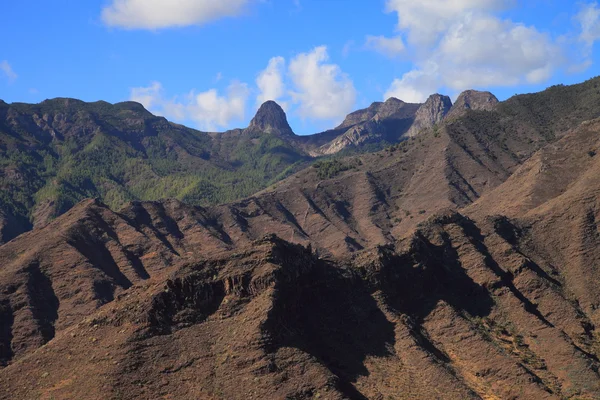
(246, 100, 294, 136)
(406, 94, 452, 137)
(447, 90, 499, 118)
(335, 97, 411, 130)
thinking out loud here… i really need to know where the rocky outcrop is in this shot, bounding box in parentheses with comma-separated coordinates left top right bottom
(335, 101, 384, 130)
(447, 90, 499, 119)
(315, 97, 420, 155)
(3, 78, 600, 399)
(245, 101, 294, 136)
(406, 94, 452, 137)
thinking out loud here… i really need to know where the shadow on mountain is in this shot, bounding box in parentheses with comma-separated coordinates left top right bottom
(0, 299, 14, 365)
(376, 230, 494, 324)
(264, 261, 395, 399)
(26, 262, 60, 343)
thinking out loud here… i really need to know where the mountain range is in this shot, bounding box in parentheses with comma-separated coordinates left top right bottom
(1, 76, 600, 399)
(0, 89, 496, 244)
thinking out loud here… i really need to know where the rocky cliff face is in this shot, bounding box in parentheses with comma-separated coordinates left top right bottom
(245, 100, 294, 136)
(335, 101, 384, 130)
(406, 94, 453, 137)
(3, 77, 600, 399)
(447, 90, 499, 119)
(315, 97, 419, 155)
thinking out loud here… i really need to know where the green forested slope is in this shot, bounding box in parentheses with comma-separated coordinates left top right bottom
(0, 98, 309, 241)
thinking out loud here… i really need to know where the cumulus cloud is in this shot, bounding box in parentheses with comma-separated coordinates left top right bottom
(102, 0, 251, 29)
(365, 35, 405, 57)
(256, 56, 286, 107)
(130, 81, 164, 111)
(381, 0, 563, 102)
(188, 83, 249, 129)
(385, 0, 508, 46)
(131, 47, 356, 130)
(288, 46, 356, 121)
(385, 65, 440, 103)
(576, 2, 600, 52)
(0, 61, 17, 83)
(130, 81, 249, 131)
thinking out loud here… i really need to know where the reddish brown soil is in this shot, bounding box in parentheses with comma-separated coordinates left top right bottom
(2, 88, 600, 398)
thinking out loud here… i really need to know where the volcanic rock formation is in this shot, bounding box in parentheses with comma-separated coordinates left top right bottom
(1, 77, 600, 399)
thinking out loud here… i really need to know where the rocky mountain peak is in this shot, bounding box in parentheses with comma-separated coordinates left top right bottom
(383, 97, 405, 106)
(447, 90, 499, 118)
(406, 94, 452, 137)
(247, 100, 294, 136)
(336, 97, 411, 130)
(423, 94, 453, 117)
(376, 97, 409, 120)
(336, 101, 384, 129)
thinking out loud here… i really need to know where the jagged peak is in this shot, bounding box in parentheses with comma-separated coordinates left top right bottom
(417, 94, 453, 117)
(424, 93, 453, 104)
(383, 97, 405, 105)
(405, 93, 452, 137)
(246, 100, 294, 136)
(454, 90, 498, 109)
(336, 98, 412, 130)
(377, 97, 412, 119)
(447, 90, 498, 118)
(336, 102, 383, 129)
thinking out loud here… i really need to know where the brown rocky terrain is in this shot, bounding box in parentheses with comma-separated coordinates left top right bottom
(1, 77, 600, 399)
(446, 90, 499, 120)
(244, 101, 295, 137)
(0, 94, 423, 244)
(297, 97, 422, 156)
(405, 94, 452, 137)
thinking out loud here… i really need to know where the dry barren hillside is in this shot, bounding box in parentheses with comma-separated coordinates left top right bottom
(2, 77, 600, 399)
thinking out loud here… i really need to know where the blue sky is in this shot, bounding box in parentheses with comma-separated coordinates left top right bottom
(1, 0, 600, 134)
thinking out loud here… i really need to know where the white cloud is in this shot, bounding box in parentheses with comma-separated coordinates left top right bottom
(130, 81, 164, 111)
(365, 35, 405, 57)
(288, 46, 356, 122)
(0, 61, 17, 83)
(130, 81, 249, 131)
(381, 1, 562, 102)
(385, 0, 509, 46)
(438, 14, 559, 86)
(188, 83, 249, 129)
(102, 0, 251, 29)
(256, 56, 286, 107)
(576, 2, 600, 52)
(385, 65, 439, 103)
(130, 47, 357, 130)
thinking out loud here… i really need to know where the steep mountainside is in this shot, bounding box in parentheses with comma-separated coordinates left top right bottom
(446, 90, 499, 119)
(243, 100, 295, 137)
(405, 94, 453, 137)
(0, 96, 428, 244)
(4, 78, 599, 246)
(5, 117, 600, 397)
(2, 76, 600, 399)
(304, 97, 421, 155)
(0, 99, 311, 243)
